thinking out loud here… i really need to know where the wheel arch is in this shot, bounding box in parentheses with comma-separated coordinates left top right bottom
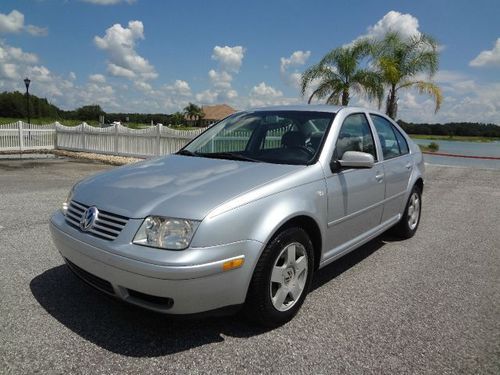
(414, 177, 424, 193)
(266, 215, 323, 271)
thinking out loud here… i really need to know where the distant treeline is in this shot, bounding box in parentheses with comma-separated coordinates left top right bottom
(1, 91, 499, 135)
(0, 91, 60, 118)
(397, 120, 500, 138)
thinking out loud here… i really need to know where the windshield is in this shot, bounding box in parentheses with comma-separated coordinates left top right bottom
(180, 111, 335, 165)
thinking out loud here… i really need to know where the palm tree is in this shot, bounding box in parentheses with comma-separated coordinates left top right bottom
(372, 32, 442, 119)
(183, 103, 203, 125)
(301, 40, 383, 106)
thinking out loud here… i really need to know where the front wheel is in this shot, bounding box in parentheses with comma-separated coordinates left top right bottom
(244, 227, 314, 327)
(392, 185, 422, 239)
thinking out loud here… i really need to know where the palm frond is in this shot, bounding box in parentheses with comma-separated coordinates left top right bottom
(397, 80, 443, 113)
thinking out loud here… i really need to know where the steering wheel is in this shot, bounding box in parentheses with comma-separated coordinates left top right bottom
(288, 145, 315, 157)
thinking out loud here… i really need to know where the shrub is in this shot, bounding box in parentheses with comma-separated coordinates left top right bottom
(428, 142, 439, 152)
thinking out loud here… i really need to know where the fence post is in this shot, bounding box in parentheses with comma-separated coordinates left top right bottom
(18, 121, 24, 151)
(156, 123, 162, 156)
(114, 123, 119, 155)
(80, 123, 86, 151)
(53, 122, 58, 149)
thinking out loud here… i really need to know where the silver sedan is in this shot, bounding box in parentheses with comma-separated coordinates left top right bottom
(50, 105, 424, 327)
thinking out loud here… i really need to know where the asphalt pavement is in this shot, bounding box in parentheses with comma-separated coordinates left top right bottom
(0, 157, 498, 374)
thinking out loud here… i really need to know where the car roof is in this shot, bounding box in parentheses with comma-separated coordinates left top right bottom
(249, 104, 342, 113)
(245, 104, 384, 116)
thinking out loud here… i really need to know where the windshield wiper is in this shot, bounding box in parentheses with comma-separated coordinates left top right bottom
(176, 149, 197, 156)
(197, 152, 260, 162)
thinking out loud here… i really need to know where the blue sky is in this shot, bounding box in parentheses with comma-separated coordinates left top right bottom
(1, 0, 499, 123)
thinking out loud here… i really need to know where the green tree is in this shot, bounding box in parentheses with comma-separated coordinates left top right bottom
(75, 105, 105, 121)
(372, 32, 442, 119)
(301, 40, 383, 106)
(170, 111, 185, 125)
(183, 102, 204, 126)
(0, 91, 60, 119)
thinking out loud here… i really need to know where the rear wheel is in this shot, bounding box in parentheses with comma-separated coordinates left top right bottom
(245, 227, 314, 327)
(392, 185, 422, 239)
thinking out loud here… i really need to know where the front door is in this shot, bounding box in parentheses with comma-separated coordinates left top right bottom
(324, 113, 385, 260)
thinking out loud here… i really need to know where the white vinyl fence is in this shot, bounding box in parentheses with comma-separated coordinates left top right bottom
(0, 121, 56, 151)
(55, 122, 206, 157)
(0, 121, 206, 157)
(0, 121, 290, 157)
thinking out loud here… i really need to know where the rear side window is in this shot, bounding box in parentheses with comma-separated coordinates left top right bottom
(393, 127, 409, 154)
(335, 113, 377, 161)
(370, 115, 408, 159)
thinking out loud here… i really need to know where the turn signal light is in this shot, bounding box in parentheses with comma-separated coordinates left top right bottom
(222, 257, 244, 271)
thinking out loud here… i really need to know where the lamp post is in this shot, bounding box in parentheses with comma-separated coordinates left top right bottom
(24, 78, 31, 126)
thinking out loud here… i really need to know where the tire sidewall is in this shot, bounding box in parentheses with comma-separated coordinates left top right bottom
(248, 227, 314, 326)
(403, 186, 422, 237)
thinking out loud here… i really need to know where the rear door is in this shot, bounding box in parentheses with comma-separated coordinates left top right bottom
(369, 114, 412, 222)
(324, 113, 385, 257)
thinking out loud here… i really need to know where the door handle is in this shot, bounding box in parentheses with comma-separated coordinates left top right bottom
(375, 172, 384, 182)
(405, 162, 412, 169)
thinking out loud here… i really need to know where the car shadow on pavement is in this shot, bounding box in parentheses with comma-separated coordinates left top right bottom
(30, 234, 391, 357)
(311, 234, 389, 291)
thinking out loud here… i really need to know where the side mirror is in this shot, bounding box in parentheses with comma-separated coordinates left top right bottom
(330, 151, 374, 172)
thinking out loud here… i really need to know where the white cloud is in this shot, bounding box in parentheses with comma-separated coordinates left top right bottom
(365, 11, 420, 40)
(470, 38, 500, 67)
(211, 45, 245, 72)
(195, 89, 218, 104)
(0, 10, 24, 33)
(69, 72, 77, 81)
(164, 79, 191, 96)
(195, 45, 246, 105)
(208, 69, 232, 89)
(94, 20, 157, 81)
(89, 74, 106, 83)
(0, 10, 48, 36)
(250, 82, 283, 98)
(134, 81, 153, 93)
(0, 41, 39, 81)
(27, 66, 52, 83)
(26, 25, 48, 37)
(0, 63, 17, 80)
(107, 63, 135, 79)
(280, 50, 311, 73)
(82, 0, 135, 5)
(280, 50, 311, 89)
(0, 42, 38, 64)
(245, 82, 300, 108)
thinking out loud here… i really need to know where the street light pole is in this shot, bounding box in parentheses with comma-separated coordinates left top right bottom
(24, 78, 31, 126)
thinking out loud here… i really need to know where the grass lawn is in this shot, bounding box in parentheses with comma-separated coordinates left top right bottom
(418, 144, 438, 152)
(410, 134, 500, 143)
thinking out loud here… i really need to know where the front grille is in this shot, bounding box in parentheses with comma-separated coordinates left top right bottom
(65, 258, 115, 295)
(65, 200, 128, 241)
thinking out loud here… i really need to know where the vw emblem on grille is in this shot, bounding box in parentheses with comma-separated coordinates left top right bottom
(80, 206, 99, 231)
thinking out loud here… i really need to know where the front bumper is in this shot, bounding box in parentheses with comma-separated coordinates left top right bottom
(50, 211, 263, 314)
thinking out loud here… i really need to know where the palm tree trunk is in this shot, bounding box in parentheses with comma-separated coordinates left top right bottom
(386, 85, 398, 119)
(341, 89, 349, 106)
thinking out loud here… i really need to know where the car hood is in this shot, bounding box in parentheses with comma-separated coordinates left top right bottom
(73, 155, 303, 220)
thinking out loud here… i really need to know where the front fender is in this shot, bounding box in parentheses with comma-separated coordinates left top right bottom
(190, 179, 328, 255)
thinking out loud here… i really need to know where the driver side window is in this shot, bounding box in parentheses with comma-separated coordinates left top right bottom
(335, 113, 377, 161)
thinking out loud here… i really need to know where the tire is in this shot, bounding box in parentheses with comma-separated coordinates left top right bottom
(392, 185, 422, 239)
(244, 227, 314, 327)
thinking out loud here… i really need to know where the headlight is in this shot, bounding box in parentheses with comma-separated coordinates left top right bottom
(133, 216, 200, 250)
(62, 185, 76, 216)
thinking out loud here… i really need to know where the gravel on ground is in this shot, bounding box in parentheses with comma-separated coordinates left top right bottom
(0, 158, 498, 374)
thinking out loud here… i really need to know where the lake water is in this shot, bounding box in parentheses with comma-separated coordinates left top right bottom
(412, 139, 500, 170)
